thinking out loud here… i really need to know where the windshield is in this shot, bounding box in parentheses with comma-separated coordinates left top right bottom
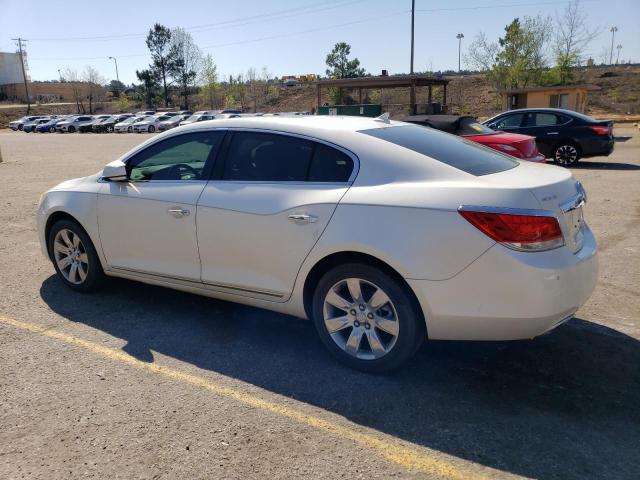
(359, 125, 518, 176)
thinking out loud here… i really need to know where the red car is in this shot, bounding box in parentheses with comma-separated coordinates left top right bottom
(401, 115, 546, 163)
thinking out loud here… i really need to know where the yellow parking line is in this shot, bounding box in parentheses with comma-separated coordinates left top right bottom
(1, 314, 506, 480)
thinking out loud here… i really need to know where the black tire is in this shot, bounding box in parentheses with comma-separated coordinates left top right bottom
(68, 126, 76, 133)
(48, 219, 105, 293)
(106, 125, 114, 133)
(148, 125, 155, 133)
(553, 142, 581, 166)
(127, 126, 132, 133)
(49, 126, 56, 133)
(312, 263, 425, 372)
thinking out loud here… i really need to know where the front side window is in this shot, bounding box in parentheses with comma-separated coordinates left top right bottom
(223, 132, 314, 181)
(495, 114, 524, 128)
(127, 131, 224, 181)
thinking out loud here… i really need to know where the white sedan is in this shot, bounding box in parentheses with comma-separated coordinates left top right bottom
(36, 116, 597, 371)
(133, 114, 175, 133)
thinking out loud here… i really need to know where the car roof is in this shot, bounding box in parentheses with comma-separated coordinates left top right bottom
(493, 107, 580, 116)
(178, 115, 397, 136)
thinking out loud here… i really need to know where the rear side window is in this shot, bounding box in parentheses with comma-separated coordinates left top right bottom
(494, 114, 524, 128)
(359, 125, 517, 176)
(223, 132, 313, 181)
(308, 144, 354, 182)
(534, 113, 560, 126)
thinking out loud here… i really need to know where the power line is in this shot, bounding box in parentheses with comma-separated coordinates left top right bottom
(23, 0, 367, 42)
(29, 9, 409, 62)
(415, 0, 597, 13)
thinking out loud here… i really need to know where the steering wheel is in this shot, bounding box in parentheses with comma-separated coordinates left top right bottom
(159, 163, 198, 180)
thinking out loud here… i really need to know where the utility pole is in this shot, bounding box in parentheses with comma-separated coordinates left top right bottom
(11, 37, 31, 114)
(456, 33, 464, 73)
(410, 0, 415, 75)
(616, 44, 622, 64)
(609, 26, 618, 65)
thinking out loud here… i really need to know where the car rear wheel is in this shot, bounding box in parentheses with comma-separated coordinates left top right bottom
(127, 126, 132, 133)
(148, 125, 155, 133)
(312, 263, 425, 372)
(48, 220, 105, 292)
(49, 126, 56, 133)
(106, 125, 114, 133)
(553, 143, 581, 166)
(68, 126, 76, 133)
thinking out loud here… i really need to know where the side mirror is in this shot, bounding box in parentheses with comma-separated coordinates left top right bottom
(102, 159, 128, 181)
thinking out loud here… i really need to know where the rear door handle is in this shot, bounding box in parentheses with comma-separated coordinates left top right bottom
(548, 132, 559, 135)
(288, 213, 318, 224)
(167, 207, 190, 217)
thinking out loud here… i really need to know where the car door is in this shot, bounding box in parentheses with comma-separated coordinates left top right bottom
(196, 130, 356, 300)
(519, 112, 568, 157)
(97, 130, 225, 280)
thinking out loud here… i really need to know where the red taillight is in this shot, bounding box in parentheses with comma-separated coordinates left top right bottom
(459, 209, 564, 251)
(590, 125, 611, 135)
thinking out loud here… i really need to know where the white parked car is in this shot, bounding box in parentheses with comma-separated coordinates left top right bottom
(56, 115, 95, 133)
(36, 116, 598, 371)
(133, 114, 174, 133)
(114, 116, 149, 133)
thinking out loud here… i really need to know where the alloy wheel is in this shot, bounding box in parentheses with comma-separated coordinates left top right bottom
(555, 144, 578, 165)
(323, 277, 399, 360)
(53, 228, 89, 285)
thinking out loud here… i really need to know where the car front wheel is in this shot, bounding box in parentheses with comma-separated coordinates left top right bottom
(312, 263, 425, 372)
(48, 220, 105, 292)
(553, 143, 581, 166)
(148, 125, 155, 133)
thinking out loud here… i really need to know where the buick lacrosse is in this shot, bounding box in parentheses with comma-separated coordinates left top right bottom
(37, 116, 597, 371)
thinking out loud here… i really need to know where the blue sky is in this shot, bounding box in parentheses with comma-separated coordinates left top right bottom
(1, 0, 638, 85)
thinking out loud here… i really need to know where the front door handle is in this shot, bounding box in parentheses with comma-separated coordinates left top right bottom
(167, 207, 190, 218)
(548, 132, 559, 135)
(288, 213, 318, 224)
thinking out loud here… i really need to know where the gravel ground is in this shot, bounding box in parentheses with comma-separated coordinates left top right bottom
(0, 128, 638, 480)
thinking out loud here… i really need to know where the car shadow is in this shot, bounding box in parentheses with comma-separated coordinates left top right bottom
(40, 276, 640, 480)
(566, 160, 640, 170)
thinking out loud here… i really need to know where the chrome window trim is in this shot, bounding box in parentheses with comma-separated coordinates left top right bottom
(222, 127, 360, 184)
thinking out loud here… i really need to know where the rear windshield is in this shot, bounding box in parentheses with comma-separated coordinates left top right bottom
(359, 125, 517, 176)
(459, 121, 495, 135)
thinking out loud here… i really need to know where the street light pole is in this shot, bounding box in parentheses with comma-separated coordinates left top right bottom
(456, 33, 464, 73)
(410, 0, 415, 75)
(609, 26, 618, 65)
(108, 56, 120, 92)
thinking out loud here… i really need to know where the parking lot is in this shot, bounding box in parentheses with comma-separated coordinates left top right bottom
(0, 128, 638, 479)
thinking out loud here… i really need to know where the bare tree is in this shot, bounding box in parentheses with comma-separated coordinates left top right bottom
(169, 27, 202, 110)
(63, 67, 85, 113)
(554, 0, 600, 83)
(82, 66, 104, 114)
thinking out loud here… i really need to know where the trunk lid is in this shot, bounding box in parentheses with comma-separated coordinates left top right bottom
(482, 162, 587, 253)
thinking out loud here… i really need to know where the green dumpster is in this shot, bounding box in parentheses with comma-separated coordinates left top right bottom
(318, 104, 382, 117)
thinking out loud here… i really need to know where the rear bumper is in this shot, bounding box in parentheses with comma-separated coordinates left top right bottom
(582, 136, 614, 157)
(408, 226, 598, 341)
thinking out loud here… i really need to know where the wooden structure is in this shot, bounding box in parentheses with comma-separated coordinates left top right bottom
(315, 75, 450, 114)
(499, 84, 598, 113)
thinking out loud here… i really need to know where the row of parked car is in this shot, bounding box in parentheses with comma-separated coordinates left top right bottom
(7, 109, 253, 135)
